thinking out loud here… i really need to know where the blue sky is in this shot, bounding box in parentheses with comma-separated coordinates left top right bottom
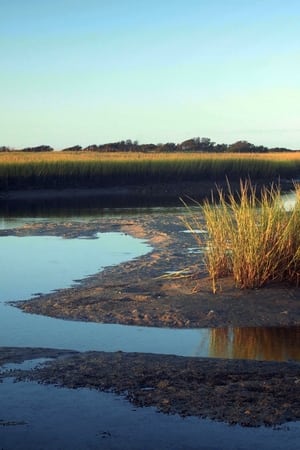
(1, 0, 299, 149)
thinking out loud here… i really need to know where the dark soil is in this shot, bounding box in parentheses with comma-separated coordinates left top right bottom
(2, 348, 300, 427)
(0, 347, 78, 367)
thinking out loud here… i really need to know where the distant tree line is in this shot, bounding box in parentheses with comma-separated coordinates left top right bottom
(0, 145, 54, 152)
(0, 138, 295, 153)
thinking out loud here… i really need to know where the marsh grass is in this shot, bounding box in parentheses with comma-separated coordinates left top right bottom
(1, 152, 300, 189)
(182, 181, 300, 292)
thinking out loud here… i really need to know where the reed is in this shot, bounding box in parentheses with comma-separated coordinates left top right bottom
(1, 152, 300, 190)
(183, 181, 300, 291)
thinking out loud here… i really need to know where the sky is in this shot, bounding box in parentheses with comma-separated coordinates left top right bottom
(0, 0, 299, 149)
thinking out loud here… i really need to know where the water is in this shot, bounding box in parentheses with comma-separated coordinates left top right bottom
(1, 378, 299, 450)
(0, 229, 206, 356)
(1, 210, 300, 449)
(0, 232, 149, 301)
(281, 191, 297, 211)
(0, 216, 300, 361)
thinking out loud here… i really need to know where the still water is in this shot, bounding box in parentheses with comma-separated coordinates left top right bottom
(1, 376, 299, 450)
(0, 213, 299, 362)
(1, 210, 300, 450)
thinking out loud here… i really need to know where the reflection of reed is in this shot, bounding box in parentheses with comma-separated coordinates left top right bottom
(209, 327, 300, 362)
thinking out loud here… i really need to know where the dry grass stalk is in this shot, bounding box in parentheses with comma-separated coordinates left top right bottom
(183, 181, 300, 292)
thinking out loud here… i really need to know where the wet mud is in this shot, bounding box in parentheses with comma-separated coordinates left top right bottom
(2, 212, 300, 328)
(1, 348, 300, 427)
(1, 211, 300, 428)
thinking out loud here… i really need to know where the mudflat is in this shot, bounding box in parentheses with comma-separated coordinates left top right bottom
(1, 211, 300, 427)
(4, 211, 300, 328)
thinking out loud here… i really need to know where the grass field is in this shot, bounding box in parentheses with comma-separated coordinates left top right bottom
(1, 151, 300, 190)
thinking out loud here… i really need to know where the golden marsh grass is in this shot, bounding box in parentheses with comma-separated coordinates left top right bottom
(1, 151, 300, 190)
(183, 180, 300, 291)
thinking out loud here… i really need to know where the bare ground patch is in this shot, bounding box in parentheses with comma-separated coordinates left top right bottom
(2, 348, 299, 427)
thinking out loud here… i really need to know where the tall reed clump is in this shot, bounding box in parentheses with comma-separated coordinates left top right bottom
(183, 181, 300, 292)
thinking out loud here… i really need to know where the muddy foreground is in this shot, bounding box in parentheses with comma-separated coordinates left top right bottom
(1, 347, 300, 428)
(1, 211, 300, 427)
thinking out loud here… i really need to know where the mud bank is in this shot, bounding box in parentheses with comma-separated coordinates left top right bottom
(4, 212, 300, 328)
(1, 348, 299, 427)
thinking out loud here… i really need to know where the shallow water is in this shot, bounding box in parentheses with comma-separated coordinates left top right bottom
(0, 218, 300, 361)
(1, 210, 300, 448)
(281, 191, 297, 211)
(1, 232, 149, 301)
(1, 378, 299, 450)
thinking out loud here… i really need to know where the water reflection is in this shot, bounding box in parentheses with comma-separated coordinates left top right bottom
(2, 379, 299, 450)
(0, 233, 150, 301)
(209, 327, 300, 361)
(1, 218, 299, 362)
(0, 194, 183, 217)
(0, 206, 183, 229)
(281, 191, 297, 211)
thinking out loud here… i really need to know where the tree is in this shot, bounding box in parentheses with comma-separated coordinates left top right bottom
(228, 141, 255, 153)
(61, 145, 82, 152)
(21, 145, 54, 152)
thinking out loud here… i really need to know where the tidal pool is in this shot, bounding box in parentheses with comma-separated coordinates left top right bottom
(1, 377, 299, 450)
(1, 232, 150, 301)
(0, 228, 300, 361)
